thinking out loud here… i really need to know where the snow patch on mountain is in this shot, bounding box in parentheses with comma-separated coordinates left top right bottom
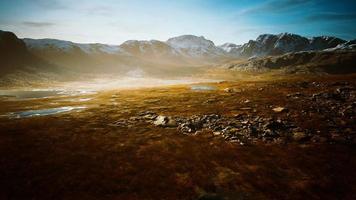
(218, 43, 241, 53)
(24, 38, 74, 51)
(120, 39, 179, 56)
(167, 35, 214, 49)
(324, 40, 356, 51)
(166, 35, 225, 57)
(76, 43, 123, 54)
(23, 38, 124, 55)
(229, 33, 348, 58)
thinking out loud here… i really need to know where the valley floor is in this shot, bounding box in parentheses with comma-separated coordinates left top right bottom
(0, 74, 355, 200)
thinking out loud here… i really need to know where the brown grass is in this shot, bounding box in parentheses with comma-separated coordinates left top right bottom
(0, 74, 356, 199)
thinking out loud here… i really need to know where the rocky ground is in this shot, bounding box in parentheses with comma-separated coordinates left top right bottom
(0, 74, 355, 200)
(110, 79, 356, 146)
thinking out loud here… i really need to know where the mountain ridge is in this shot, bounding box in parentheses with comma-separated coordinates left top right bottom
(20, 32, 354, 60)
(1, 29, 355, 85)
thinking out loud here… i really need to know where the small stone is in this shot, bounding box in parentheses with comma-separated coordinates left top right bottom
(286, 92, 303, 98)
(311, 135, 327, 143)
(153, 115, 177, 127)
(166, 119, 177, 127)
(240, 107, 252, 110)
(223, 88, 234, 93)
(272, 107, 288, 113)
(153, 115, 167, 126)
(292, 132, 307, 141)
(213, 131, 222, 136)
(243, 99, 251, 104)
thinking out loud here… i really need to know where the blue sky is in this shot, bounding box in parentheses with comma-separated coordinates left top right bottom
(0, 0, 355, 45)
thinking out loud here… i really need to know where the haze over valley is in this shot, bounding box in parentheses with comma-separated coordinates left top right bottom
(1, 29, 355, 88)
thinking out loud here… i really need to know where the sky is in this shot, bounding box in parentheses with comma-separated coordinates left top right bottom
(0, 0, 355, 45)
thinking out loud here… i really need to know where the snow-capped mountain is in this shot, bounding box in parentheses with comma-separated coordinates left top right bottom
(226, 50, 356, 75)
(119, 39, 179, 58)
(238, 33, 309, 57)
(15, 31, 356, 68)
(324, 39, 356, 51)
(2, 29, 356, 84)
(309, 36, 346, 51)
(273, 33, 310, 53)
(23, 38, 125, 55)
(23, 35, 228, 61)
(166, 35, 226, 58)
(226, 33, 348, 58)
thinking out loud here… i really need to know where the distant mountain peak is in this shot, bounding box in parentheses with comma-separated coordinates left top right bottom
(218, 43, 241, 53)
(23, 38, 123, 54)
(166, 34, 225, 58)
(167, 35, 215, 49)
(234, 32, 347, 58)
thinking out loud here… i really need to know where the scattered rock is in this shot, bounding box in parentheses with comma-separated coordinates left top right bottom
(223, 88, 234, 93)
(243, 99, 251, 104)
(286, 92, 303, 98)
(311, 135, 328, 143)
(272, 107, 288, 113)
(292, 132, 307, 142)
(139, 111, 158, 120)
(109, 79, 355, 145)
(153, 115, 177, 127)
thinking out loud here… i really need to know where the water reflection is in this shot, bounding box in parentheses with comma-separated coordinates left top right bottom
(7, 106, 86, 118)
(0, 90, 96, 100)
(190, 85, 217, 91)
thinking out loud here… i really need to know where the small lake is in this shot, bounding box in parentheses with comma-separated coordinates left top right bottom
(190, 85, 217, 91)
(0, 90, 96, 100)
(7, 106, 86, 118)
(0, 90, 62, 99)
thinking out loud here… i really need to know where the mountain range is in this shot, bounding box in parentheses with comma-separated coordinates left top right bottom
(0, 29, 355, 84)
(21, 32, 355, 62)
(220, 33, 354, 58)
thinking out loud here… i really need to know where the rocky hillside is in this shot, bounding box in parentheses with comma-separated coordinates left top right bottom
(0, 30, 59, 76)
(0, 30, 36, 74)
(166, 35, 227, 59)
(225, 50, 356, 74)
(21, 34, 229, 76)
(221, 33, 348, 58)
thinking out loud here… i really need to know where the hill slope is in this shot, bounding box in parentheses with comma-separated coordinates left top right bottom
(225, 50, 356, 74)
(221, 33, 347, 58)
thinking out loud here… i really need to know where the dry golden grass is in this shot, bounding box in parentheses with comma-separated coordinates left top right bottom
(0, 73, 356, 199)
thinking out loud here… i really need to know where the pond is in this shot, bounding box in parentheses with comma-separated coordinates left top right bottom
(6, 106, 86, 118)
(0, 90, 96, 100)
(190, 85, 217, 91)
(0, 90, 62, 99)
